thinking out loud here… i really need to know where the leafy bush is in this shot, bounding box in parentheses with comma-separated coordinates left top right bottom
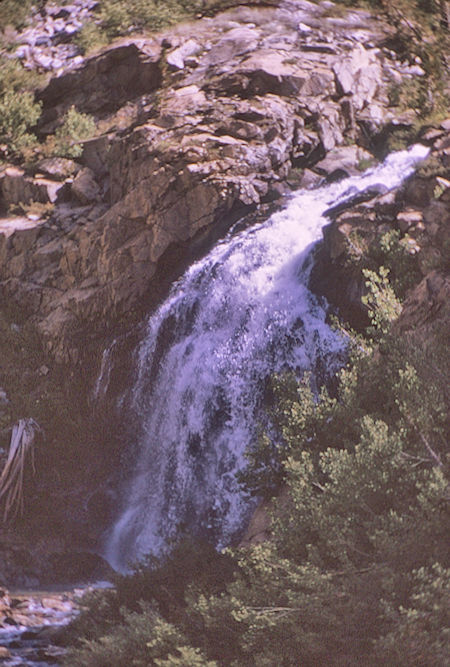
(0, 54, 45, 161)
(66, 602, 216, 667)
(0, 90, 41, 158)
(73, 23, 108, 56)
(362, 266, 402, 335)
(0, 59, 45, 97)
(0, 0, 33, 30)
(374, 564, 450, 665)
(95, 0, 205, 38)
(51, 106, 96, 158)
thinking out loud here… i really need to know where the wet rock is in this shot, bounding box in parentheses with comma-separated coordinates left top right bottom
(396, 209, 423, 232)
(311, 126, 450, 331)
(298, 168, 323, 189)
(314, 145, 374, 179)
(399, 271, 450, 332)
(0, 587, 90, 665)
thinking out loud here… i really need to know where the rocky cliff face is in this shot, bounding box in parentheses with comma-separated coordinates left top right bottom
(0, 0, 448, 584)
(0, 0, 423, 363)
(311, 122, 450, 335)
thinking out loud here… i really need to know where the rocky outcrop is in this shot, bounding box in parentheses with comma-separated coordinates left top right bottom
(311, 122, 450, 333)
(11, 0, 96, 73)
(0, 0, 426, 363)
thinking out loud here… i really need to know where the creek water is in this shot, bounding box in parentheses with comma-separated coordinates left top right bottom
(0, 590, 77, 666)
(0, 583, 113, 666)
(104, 144, 429, 571)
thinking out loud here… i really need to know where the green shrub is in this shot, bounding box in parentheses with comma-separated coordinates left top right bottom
(0, 59, 45, 97)
(378, 230, 422, 294)
(362, 266, 402, 335)
(0, 90, 41, 158)
(0, 0, 33, 30)
(374, 564, 450, 665)
(52, 106, 96, 158)
(96, 0, 205, 38)
(67, 310, 449, 666)
(0, 55, 46, 161)
(73, 23, 108, 56)
(65, 602, 216, 667)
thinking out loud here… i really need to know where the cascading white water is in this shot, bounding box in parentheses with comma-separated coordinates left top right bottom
(105, 145, 429, 571)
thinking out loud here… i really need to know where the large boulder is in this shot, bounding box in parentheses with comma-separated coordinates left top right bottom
(38, 41, 163, 126)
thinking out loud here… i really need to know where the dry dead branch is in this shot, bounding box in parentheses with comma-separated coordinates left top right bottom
(0, 418, 41, 522)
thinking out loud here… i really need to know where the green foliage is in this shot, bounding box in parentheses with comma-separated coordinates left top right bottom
(0, 58, 95, 163)
(362, 266, 402, 335)
(51, 106, 96, 158)
(66, 602, 215, 667)
(0, 0, 33, 30)
(95, 0, 205, 38)
(376, 229, 421, 296)
(10, 200, 55, 218)
(0, 90, 41, 158)
(388, 78, 431, 114)
(67, 307, 449, 665)
(356, 156, 376, 171)
(374, 564, 450, 665)
(65, 541, 235, 665)
(343, 225, 423, 309)
(73, 23, 108, 55)
(342, 223, 423, 304)
(0, 54, 46, 161)
(0, 59, 45, 97)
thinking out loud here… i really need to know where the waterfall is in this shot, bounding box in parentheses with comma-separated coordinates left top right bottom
(105, 144, 429, 571)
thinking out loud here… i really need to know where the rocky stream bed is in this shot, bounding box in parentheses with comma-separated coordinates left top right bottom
(0, 585, 83, 665)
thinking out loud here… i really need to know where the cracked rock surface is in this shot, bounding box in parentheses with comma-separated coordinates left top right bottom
(0, 0, 425, 362)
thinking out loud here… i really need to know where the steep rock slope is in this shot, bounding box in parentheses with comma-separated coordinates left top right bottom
(1, 0, 417, 363)
(311, 123, 450, 335)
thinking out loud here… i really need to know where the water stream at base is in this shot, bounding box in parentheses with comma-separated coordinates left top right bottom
(0, 586, 91, 666)
(104, 145, 429, 572)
